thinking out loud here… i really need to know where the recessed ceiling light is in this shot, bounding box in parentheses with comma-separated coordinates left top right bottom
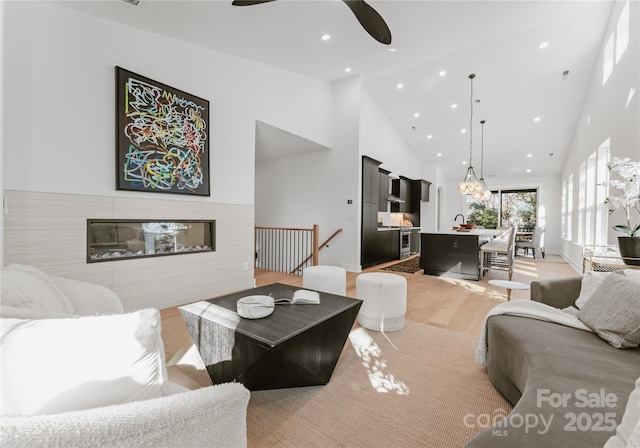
(527, 153, 533, 158)
(526, 169, 532, 173)
(538, 41, 549, 49)
(451, 103, 458, 109)
(462, 161, 468, 165)
(397, 83, 404, 89)
(461, 129, 467, 134)
(436, 152, 442, 156)
(439, 70, 447, 77)
(321, 34, 331, 41)
(534, 117, 541, 122)
(388, 48, 397, 52)
(344, 67, 352, 73)
(427, 135, 433, 140)
(414, 113, 420, 118)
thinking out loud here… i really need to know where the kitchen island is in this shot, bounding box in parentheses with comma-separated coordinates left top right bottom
(419, 229, 504, 280)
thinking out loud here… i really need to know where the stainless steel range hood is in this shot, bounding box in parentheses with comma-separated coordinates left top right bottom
(386, 194, 405, 203)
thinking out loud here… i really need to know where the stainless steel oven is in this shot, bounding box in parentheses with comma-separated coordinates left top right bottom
(400, 228, 411, 259)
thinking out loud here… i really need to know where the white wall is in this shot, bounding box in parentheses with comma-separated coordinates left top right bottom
(2, 1, 333, 308)
(255, 77, 431, 272)
(0, 0, 4, 267)
(3, 1, 332, 205)
(358, 89, 424, 181)
(561, 0, 639, 268)
(254, 76, 361, 271)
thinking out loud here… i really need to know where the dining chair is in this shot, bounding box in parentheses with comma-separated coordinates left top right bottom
(480, 226, 517, 280)
(516, 226, 545, 259)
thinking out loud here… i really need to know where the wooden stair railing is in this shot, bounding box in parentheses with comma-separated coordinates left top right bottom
(291, 228, 343, 274)
(254, 225, 343, 276)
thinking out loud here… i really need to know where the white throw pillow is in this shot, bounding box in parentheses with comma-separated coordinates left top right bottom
(604, 376, 640, 448)
(575, 271, 611, 309)
(622, 269, 640, 283)
(0, 264, 74, 315)
(0, 308, 171, 415)
(577, 271, 640, 348)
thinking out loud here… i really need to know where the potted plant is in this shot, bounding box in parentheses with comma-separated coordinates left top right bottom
(604, 157, 640, 265)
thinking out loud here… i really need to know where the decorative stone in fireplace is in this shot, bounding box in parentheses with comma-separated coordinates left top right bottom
(87, 219, 215, 263)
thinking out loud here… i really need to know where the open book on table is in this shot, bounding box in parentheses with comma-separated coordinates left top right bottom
(272, 289, 320, 305)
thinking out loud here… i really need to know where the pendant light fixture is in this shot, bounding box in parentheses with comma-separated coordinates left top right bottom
(473, 119, 493, 201)
(457, 74, 482, 195)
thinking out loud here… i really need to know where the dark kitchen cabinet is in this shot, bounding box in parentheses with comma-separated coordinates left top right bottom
(361, 202, 378, 267)
(362, 156, 382, 204)
(389, 229, 400, 259)
(410, 229, 420, 254)
(391, 176, 411, 213)
(378, 168, 391, 212)
(376, 230, 390, 264)
(362, 156, 406, 268)
(412, 179, 431, 203)
(376, 229, 399, 265)
(406, 179, 431, 227)
(420, 233, 482, 280)
(361, 156, 382, 268)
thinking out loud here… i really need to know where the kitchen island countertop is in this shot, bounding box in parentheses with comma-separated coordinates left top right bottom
(422, 229, 504, 237)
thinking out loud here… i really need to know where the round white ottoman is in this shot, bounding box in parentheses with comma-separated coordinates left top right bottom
(356, 272, 407, 331)
(302, 265, 347, 296)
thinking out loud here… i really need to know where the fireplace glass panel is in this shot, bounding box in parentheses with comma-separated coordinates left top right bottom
(88, 219, 215, 263)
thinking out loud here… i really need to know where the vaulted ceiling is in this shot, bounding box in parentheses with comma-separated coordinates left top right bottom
(54, 0, 616, 180)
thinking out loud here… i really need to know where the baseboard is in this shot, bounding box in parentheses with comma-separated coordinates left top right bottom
(340, 263, 362, 273)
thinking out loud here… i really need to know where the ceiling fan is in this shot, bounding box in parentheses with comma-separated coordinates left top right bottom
(232, 0, 392, 45)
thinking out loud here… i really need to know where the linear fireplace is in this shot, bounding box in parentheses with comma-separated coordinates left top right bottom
(87, 219, 215, 263)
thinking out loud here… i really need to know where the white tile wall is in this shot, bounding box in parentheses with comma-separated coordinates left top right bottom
(3, 190, 255, 310)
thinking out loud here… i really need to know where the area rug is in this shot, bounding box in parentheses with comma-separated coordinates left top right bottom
(246, 321, 511, 448)
(382, 257, 422, 273)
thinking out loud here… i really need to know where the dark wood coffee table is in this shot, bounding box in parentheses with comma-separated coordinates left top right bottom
(179, 283, 362, 391)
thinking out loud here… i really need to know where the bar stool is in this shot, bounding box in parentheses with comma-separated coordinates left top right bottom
(356, 272, 407, 331)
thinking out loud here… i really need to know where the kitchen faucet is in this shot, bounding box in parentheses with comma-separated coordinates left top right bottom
(454, 214, 465, 225)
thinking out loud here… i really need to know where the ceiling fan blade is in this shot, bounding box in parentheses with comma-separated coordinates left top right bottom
(342, 0, 392, 45)
(232, 0, 277, 6)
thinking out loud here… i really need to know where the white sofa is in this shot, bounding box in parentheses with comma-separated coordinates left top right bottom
(0, 264, 250, 448)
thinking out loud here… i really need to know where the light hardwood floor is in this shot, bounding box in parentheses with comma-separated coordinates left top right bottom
(160, 254, 578, 389)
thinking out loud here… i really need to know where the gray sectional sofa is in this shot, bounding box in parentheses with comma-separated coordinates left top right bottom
(465, 275, 640, 448)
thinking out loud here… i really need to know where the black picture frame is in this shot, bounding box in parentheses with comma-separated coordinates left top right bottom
(115, 67, 210, 196)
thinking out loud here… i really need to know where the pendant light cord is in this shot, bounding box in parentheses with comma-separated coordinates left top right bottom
(480, 120, 485, 178)
(468, 74, 475, 168)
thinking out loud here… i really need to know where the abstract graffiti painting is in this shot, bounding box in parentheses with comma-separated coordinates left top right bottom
(115, 67, 210, 196)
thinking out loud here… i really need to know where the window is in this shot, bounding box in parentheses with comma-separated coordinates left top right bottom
(561, 180, 567, 239)
(603, 0, 630, 85)
(466, 193, 499, 229)
(500, 189, 538, 231)
(578, 162, 587, 244)
(603, 33, 615, 85)
(567, 175, 574, 241)
(595, 142, 610, 245)
(616, 0, 629, 63)
(466, 189, 537, 231)
(562, 141, 610, 245)
(585, 152, 597, 245)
